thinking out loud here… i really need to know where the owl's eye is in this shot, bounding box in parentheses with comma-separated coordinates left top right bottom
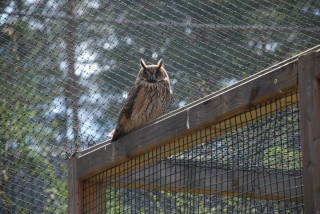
(155, 69, 160, 75)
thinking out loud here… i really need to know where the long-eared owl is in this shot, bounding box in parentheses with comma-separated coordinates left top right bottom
(111, 59, 173, 141)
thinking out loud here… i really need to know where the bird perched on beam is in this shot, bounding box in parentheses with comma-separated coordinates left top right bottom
(110, 59, 173, 141)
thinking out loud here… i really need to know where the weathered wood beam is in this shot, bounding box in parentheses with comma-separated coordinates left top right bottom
(298, 51, 320, 214)
(68, 157, 83, 214)
(69, 157, 107, 214)
(77, 93, 298, 185)
(76, 57, 299, 180)
(316, 50, 320, 79)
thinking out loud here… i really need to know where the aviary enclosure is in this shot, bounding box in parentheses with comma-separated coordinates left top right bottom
(1, 1, 320, 214)
(69, 47, 320, 213)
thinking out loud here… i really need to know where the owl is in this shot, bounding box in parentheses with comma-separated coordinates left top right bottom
(111, 59, 173, 142)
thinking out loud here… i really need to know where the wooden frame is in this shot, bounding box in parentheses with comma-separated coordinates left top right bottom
(68, 45, 320, 214)
(298, 49, 320, 214)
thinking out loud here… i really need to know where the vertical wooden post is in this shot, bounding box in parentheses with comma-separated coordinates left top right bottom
(298, 50, 320, 214)
(316, 50, 320, 79)
(69, 156, 106, 214)
(68, 157, 83, 214)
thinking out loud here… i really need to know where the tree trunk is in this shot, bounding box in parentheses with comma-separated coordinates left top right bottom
(65, 0, 80, 151)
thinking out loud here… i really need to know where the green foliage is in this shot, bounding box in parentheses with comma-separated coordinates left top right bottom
(44, 163, 68, 213)
(106, 188, 120, 214)
(263, 142, 302, 170)
(0, 99, 67, 213)
(103, 188, 302, 213)
(0, 20, 64, 105)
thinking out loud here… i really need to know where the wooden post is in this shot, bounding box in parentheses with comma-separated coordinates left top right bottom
(68, 156, 106, 214)
(298, 50, 320, 214)
(316, 50, 320, 79)
(68, 157, 83, 214)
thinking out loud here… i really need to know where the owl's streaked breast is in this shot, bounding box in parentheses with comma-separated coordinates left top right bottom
(123, 81, 171, 134)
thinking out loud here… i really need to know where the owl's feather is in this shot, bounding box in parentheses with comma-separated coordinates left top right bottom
(111, 59, 172, 141)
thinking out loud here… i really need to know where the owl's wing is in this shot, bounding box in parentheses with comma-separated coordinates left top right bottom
(163, 87, 173, 113)
(111, 84, 141, 141)
(168, 89, 173, 109)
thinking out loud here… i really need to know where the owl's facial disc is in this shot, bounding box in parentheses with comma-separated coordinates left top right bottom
(146, 69, 157, 83)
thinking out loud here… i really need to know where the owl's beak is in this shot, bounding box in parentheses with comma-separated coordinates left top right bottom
(148, 76, 156, 83)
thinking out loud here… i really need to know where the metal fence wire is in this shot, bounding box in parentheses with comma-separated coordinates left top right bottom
(83, 91, 303, 213)
(0, 0, 319, 213)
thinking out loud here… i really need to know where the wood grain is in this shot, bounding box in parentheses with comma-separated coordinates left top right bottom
(298, 51, 320, 214)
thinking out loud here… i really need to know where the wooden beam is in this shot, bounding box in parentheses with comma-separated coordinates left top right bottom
(109, 160, 303, 203)
(68, 156, 107, 214)
(79, 94, 299, 185)
(187, 59, 298, 130)
(316, 50, 320, 79)
(77, 58, 298, 180)
(298, 51, 320, 213)
(68, 157, 83, 214)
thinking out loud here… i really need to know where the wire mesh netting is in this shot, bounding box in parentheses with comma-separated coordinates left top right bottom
(83, 91, 303, 213)
(0, 0, 318, 213)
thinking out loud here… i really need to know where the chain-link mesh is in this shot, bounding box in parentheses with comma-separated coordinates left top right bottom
(0, 0, 318, 213)
(83, 91, 302, 213)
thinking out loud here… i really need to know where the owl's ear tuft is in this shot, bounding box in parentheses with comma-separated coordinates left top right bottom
(157, 59, 164, 68)
(140, 59, 147, 69)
